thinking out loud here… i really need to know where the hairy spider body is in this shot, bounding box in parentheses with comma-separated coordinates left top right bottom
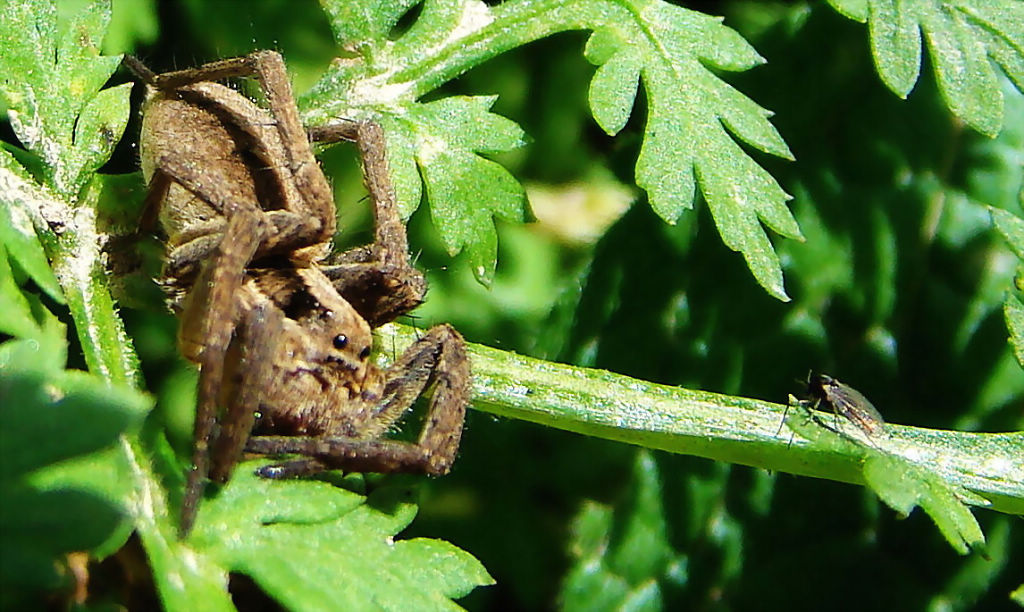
(126, 52, 469, 535)
(138, 78, 333, 305)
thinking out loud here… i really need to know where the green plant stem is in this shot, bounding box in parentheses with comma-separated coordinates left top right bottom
(378, 323, 1024, 515)
(304, 0, 644, 118)
(5, 168, 141, 386)
(395, 0, 610, 98)
(2, 166, 207, 594)
(49, 202, 141, 387)
(119, 437, 234, 609)
(40, 182, 227, 604)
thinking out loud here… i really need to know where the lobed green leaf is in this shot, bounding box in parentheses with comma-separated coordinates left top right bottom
(0, 0, 128, 196)
(306, 0, 800, 298)
(783, 405, 993, 555)
(583, 2, 800, 300)
(188, 465, 494, 611)
(863, 455, 986, 555)
(396, 96, 528, 284)
(830, 0, 1024, 137)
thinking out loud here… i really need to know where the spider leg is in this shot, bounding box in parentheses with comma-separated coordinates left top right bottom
(381, 324, 469, 474)
(330, 121, 412, 270)
(306, 121, 359, 144)
(248, 439, 434, 478)
(254, 458, 329, 479)
(138, 169, 171, 237)
(179, 211, 266, 536)
(317, 120, 427, 325)
(206, 298, 287, 485)
(245, 324, 469, 477)
(315, 121, 408, 265)
(320, 260, 426, 327)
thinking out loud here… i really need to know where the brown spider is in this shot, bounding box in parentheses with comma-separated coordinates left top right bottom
(124, 52, 470, 535)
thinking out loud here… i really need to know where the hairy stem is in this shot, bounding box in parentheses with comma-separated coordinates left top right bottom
(394, 0, 611, 99)
(378, 323, 1024, 515)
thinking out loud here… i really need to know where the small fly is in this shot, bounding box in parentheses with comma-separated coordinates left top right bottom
(804, 373, 885, 436)
(778, 372, 886, 441)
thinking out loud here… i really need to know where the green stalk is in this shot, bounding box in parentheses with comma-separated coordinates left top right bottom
(378, 323, 1024, 515)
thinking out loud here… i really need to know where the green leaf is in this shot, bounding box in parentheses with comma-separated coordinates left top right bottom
(583, 4, 801, 301)
(0, 243, 41, 338)
(380, 116, 425, 221)
(585, 29, 640, 136)
(1005, 294, 1024, 368)
(0, 486, 124, 606)
(867, 0, 922, 96)
(0, 310, 67, 376)
(0, 338, 151, 606)
(305, 0, 800, 298)
(189, 464, 493, 610)
(0, 0, 139, 385)
(831, 0, 1024, 137)
(395, 96, 527, 284)
(0, 0, 129, 197)
(992, 207, 1024, 368)
(321, 0, 420, 49)
(0, 152, 65, 304)
(1012, 583, 1024, 606)
(783, 404, 990, 555)
(0, 367, 149, 480)
(863, 454, 986, 555)
(991, 207, 1024, 261)
(560, 451, 684, 610)
(828, 0, 869, 22)
(73, 81, 133, 177)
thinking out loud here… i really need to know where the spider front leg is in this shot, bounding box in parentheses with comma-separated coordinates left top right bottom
(245, 323, 470, 478)
(178, 212, 269, 535)
(312, 120, 428, 326)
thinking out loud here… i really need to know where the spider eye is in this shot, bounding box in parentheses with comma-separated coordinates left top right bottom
(333, 334, 348, 350)
(359, 346, 371, 360)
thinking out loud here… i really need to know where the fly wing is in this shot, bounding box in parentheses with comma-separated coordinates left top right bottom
(831, 383, 885, 433)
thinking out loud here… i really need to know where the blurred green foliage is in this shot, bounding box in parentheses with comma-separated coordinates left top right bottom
(2, 0, 1022, 610)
